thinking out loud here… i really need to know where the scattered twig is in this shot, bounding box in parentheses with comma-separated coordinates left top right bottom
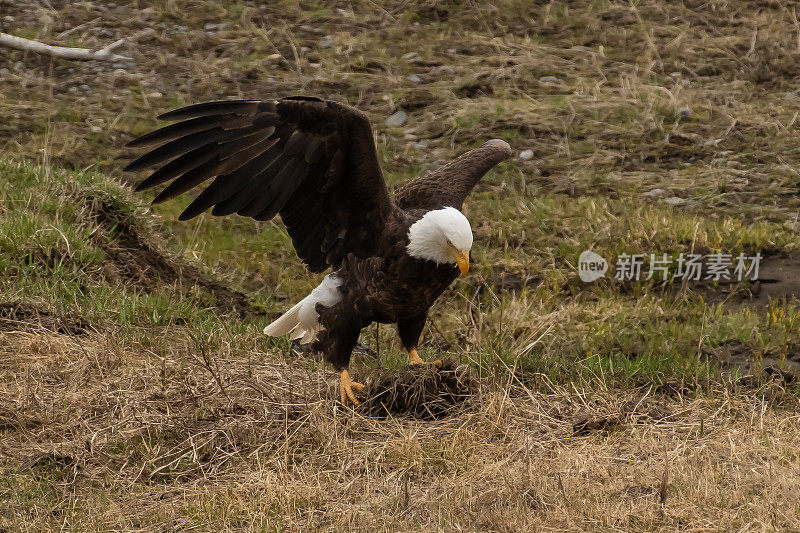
(189, 335, 231, 403)
(659, 446, 670, 506)
(0, 32, 132, 62)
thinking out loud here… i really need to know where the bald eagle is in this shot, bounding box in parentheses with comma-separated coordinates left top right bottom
(125, 97, 511, 405)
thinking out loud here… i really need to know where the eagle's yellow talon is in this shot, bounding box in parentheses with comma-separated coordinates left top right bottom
(339, 369, 363, 406)
(408, 349, 440, 366)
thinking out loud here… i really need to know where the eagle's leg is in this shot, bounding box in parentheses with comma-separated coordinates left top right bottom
(398, 317, 441, 366)
(314, 301, 365, 406)
(339, 369, 364, 405)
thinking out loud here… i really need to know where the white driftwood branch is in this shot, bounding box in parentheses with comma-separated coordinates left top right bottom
(0, 32, 132, 62)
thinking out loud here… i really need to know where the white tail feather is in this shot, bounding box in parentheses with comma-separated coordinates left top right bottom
(263, 300, 304, 337)
(263, 274, 342, 344)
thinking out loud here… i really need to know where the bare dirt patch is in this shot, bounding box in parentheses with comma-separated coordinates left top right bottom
(704, 338, 800, 382)
(485, 267, 540, 295)
(741, 252, 800, 306)
(0, 300, 92, 335)
(681, 252, 800, 308)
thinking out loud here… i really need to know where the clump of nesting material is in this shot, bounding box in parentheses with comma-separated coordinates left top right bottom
(358, 361, 476, 420)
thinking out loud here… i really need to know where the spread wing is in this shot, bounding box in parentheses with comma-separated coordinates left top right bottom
(393, 139, 511, 210)
(125, 97, 395, 273)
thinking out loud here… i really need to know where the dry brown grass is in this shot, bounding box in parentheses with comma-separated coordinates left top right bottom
(2, 329, 799, 531)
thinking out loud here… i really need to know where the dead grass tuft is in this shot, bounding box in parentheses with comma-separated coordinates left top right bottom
(358, 361, 477, 420)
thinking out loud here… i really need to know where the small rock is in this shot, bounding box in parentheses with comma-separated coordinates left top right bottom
(640, 188, 667, 199)
(519, 149, 534, 160)
(403, 133, 418, 141)
(0, 68, 10, 77)
(670, 72, 681, 77)
(678, 106, 692, 118)
(663, 196, 686, 206)
(385, 110, 408, 127)
(407, 74, 422, 83)
(147, 91, 162, 98)
(430, 65, 454, 75)
(539, 76, 559, 84)
(3, 15, 15, 22)
(319, 36, 335, 49)
(90, 125, 102, 133)
(13, 61, 24, 72)
(446, 48, 457, 54)
(401, 51, 422, 62)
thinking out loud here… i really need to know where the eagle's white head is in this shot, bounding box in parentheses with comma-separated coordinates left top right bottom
(406, 206, 473, 275)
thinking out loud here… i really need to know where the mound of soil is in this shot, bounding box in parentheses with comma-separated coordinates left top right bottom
(87, 195, 263, 318)
(0, 300, 93, 335)
(359, 361, 476, 420)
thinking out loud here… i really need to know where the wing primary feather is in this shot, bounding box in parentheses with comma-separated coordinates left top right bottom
(124, 130, 217, 171)
(126, 114, 249, 148)
(178, 144, 284, 220)
(237, 158, 298, 218)
(126, 124, 273, 172)
(157, 100, 259, 121)
(151, 156, 226, 204)
(251, 159, 310, 220)
(219, 128, 275, 159)
(134, 144, 218, 191)
(211, 155, 289, 217)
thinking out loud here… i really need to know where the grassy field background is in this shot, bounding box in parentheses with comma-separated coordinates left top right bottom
(2, 0, 800, 530)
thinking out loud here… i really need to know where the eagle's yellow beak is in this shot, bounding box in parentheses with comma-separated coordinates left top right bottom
(448, 247, 470, 276)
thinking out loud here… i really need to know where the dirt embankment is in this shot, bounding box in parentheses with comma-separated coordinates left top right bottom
(87, 194, 263, 319)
